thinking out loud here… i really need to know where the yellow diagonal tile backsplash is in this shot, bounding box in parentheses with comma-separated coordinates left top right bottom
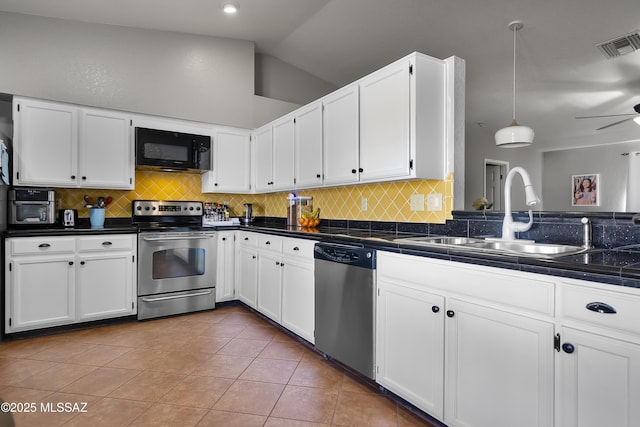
(54, 171, 454, 223)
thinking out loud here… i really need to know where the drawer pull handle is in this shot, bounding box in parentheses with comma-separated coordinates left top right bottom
(102, 241, 113, 246)
(293, 246, 300, 251)
(432, 306, 440, 313)
(265, 241, 271, 245)
(562, 343, 575, 354)
(38, 243, 51, 248)
(586, 302, 617, 314)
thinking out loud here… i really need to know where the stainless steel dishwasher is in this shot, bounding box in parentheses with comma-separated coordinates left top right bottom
(314, 242, 376, 379)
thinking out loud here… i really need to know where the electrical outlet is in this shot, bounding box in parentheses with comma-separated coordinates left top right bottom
(361, 197, 368, 211)
(410, 194, 425, 211)
(427, 193, 443, 211)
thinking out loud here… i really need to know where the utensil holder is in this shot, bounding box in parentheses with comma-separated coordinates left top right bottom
(89, 208, 105, 228)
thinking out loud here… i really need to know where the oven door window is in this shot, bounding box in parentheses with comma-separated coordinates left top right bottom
(143, 142, 190, 162)
(152, 248, 205, 279)
(15, 204, 49, 222)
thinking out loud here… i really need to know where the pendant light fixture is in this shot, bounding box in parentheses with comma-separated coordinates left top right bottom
(495, 21, 534, 148)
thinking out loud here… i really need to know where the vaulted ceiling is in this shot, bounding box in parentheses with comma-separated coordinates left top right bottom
(1, 0, 639, 151)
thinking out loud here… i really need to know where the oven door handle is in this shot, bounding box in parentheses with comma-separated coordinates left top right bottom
(141, 290, 212, 302)
(141, 235, 214, 242)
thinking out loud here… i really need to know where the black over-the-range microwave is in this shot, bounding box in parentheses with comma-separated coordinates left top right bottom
(135, 127, 211, 173)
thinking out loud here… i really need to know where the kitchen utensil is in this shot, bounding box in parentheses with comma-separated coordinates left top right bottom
(105, 196, 113, 206)
(84, 195, 93, 205)
(97, 197, 105, 208)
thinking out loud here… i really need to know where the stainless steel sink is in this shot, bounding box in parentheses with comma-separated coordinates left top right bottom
(394, 236, 588, 258)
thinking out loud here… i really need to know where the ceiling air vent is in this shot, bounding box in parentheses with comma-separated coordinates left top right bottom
(597, 31, 640, 59)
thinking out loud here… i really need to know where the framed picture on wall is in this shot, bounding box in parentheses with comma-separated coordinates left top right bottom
(572, 174, 599, 206)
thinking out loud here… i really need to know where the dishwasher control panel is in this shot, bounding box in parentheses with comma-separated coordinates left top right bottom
(314, 243, 375, 268)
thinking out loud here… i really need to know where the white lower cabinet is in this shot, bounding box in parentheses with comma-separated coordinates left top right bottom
(236, 232, 258, 308)
(376, 251, 555, 427)
(234, 232, 315, 342)
(556, 281, 640, 427)
(5, 234, 136, 333)
(216, 231, 236, 303)
(444, 298, 554, 427)
(376, 279, 445, 418)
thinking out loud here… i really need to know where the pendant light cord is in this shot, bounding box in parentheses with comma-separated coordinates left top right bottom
(511, 24, 517, 123)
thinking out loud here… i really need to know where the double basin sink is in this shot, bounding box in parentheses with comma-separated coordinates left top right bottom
(393, 235, 589, 259)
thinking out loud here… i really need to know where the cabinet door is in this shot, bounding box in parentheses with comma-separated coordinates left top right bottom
(294, 102, 323, 189)
(272, 116, 295, 191)
(13, 98, 78, 187)
(257, 252, 282, 322)
(207, 129, 251, 193)
(281, 257, 314, 343)
(236, 247, 258, 308)
(216, 232, 236, 302)
(253, 125, 273, 192)
(359, 59, 411, 182)
(79, 108, 133, 189)
(376, 279, 445, 419)
(558, 327, 640, 427)
(444, 298, 554, 427)
(322, 84, 360, 185)
(77, 253, 134, 321)
(7, 256, 76, 332)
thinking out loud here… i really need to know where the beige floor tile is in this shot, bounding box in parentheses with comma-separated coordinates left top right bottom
(237, 324, 279, 340)
(213, 379, 284, 416)
(64, 344, 131, 366)
(217, 338, 270, 357)
(28, 341, 98, 363)
(62, 397, 152, 427)
(239, 358, 298, 384)
(259, 340, 305, 361)
(197, 409, 266, 427)
(341, 372, 380, 394)
(398, 406, 439, 427)
(130, 402, 208, 426)
(271, 385, 339, 424)
(180, 335, 231, 354)
(13, 362, 96, 392)
(104, 348, 165, 370)
(0, 357, 57, 386)
(193, 354, 253, 379)
(289, 360, 344, 390)
(332, 390, 399, 426)
(0, 336, 66, 358)
(264, 418, 330, 427)
(0, 385, 52, 403)
(108, 370, 184, 402)
(61, 366, 140, 396)
(217, 312, 263, 326)
(159, 375, 234, 408)
(204, 322, 248, 338)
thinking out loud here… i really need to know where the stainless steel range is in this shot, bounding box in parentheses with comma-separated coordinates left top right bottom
(133, 200, 216, 320)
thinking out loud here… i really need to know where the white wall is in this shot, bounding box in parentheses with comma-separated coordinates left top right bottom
(0, 12, 258, 128)
(255, 54, 337, 105)
(542, 141, 640, 212)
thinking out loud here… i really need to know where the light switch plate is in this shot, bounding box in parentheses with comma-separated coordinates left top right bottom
(427, 193, 443, 211)
(410, 194, 425, 211)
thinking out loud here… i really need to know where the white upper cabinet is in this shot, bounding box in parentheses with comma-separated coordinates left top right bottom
(13, 97, 133, 189)
(294, 102, 323, 188)
(203, 127, 251, 193)
(359, 58, 411, 181)
(13, 98, 79, 187)
(358, 53, 446, 183)
(322, 84, 360, 186)
(79, 108, 134, 189)
(271, 115, 295, 192)
(252, 123, 274, 192)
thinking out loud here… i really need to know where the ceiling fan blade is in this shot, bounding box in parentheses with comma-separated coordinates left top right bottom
(596, 117, 634, 130)
(576, 113, 637, 119)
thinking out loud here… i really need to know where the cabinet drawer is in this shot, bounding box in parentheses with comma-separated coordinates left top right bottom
(238, 231, 258, 247)
(282, 238, 315, 259)
(257, 234, 283, 252)
(560, 282, 640, 336)
(77, 235, 134, 252)
(10, 237, 76, 255)
(378, 251, 555, 316)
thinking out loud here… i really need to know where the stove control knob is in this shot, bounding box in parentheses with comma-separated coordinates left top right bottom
(189, 207, 194, 211)
(136, 206, 142, 211)
(145, 206, 150, 211)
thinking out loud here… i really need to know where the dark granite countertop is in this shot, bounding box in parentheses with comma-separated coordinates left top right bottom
(240, 223, 640, 289)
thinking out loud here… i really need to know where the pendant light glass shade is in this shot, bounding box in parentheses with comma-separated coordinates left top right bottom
(495, 21, 534, 148)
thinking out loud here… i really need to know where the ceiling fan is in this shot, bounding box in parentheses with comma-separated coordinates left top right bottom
(576, 103, 640, 130)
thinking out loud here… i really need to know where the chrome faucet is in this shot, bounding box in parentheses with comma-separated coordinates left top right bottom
(581, 217, 593, 249)
(501, 166, 541, 241)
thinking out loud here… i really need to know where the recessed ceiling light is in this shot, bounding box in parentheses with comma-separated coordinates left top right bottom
(223, 3, 238, 14)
